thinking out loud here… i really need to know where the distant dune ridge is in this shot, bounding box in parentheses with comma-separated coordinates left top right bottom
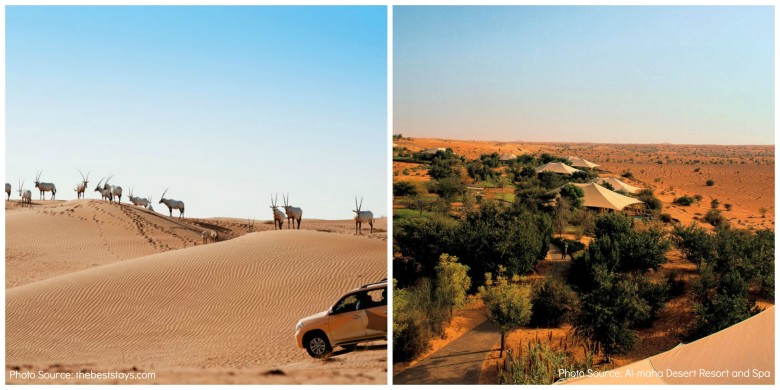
(6, 199, 387, 384)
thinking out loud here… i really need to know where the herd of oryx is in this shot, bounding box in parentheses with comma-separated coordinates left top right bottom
(6, 171, 376, 235)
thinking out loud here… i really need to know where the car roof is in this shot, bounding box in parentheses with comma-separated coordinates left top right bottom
(347, 278, 387, 293)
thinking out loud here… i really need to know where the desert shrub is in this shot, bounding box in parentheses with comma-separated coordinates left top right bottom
(616, 227, 670, 273)
(393, 181, 419, 197)
(621, 170, 634, 179)
(703, 209, 726, 227)
(671, 223, 713, 269)
(538, 172, 567, 190)
(571, 170, 597, 183)
(637, 189, 662, 213)
(559, 184, 585, 208)
(394, 216, 459, 287)
(480, 152, 501, 168)
(594, 212, 633, 239)
(530, 278, 579, 327)
(633, 276, 670, 327)
(539, 153, 568, 164)
(434, 254, 472, 317)
(706, 179, 715, 186)
(674, 195, 696, 206)
(600, 182, 615, 191)
(515, 186, 556, 212)
(659, 213, 673, 223)
(570, 209, 596, 237)
(724, 204, 732, 211)
(466, 160, 497, 182)
(393, 279, 450, 362)
(403, 194, 432, 216)
(480, 270, 533, 357)
(429, 196, 452, 214)
(710, 199, 720, 209)
(688, 268, 757, 341)
(499, 340, 593, 384)
(573, 264, 650, 362)
(457, 202, 552, 286)
(428, 156, 460, 180)
(427, 177, 465, 201)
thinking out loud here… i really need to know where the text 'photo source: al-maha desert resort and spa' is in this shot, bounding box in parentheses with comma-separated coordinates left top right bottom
(5, 6, 388, 385)
(391, 5, 774, 386)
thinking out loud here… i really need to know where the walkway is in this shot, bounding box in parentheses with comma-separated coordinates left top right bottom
(393, 320, 500, 384)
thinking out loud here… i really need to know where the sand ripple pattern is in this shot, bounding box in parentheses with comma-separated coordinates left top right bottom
(7, 230, 386, 368)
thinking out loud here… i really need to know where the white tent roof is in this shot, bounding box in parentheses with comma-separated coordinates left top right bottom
(567, 156, 600, 169)
(595, 177, 643, 194)
(567, 183, 643, 211)
(559, 306, 775, 385)
(536, 162, 582, 175)
(500, 153, 517, 161)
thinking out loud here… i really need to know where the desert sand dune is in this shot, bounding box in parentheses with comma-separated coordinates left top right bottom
(7, 230, 386, 383)
(6, 199, 387, 288)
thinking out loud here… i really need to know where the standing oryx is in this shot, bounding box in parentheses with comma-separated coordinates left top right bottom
(128, 189, 152, 208)
(33, 171, 57, 200)
(103, 175, 123, 204)
(270, 193, 285, 230)
(94, 178, 113, 202)
(282, 193, 303, 229)
(18, 179, 31, 207)
(74, 170, 90, 199)
(5, 183, 11, 200)
(159, 189, 185, 218)
(353, 197, 374, 235)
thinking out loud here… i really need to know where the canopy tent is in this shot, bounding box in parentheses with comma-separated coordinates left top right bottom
(536, 162, 582, 175)
(559, 306, 775, 385)
(500, 153, 517, 161)
(565, 183, 643, 211)
(595, 177, 643, 194)
(567, 156, 600, 169)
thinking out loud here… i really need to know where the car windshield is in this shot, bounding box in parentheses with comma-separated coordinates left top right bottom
(331, 287, 387, 314)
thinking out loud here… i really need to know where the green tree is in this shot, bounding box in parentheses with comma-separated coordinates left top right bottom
(530, 278, 578, 327)
(672, 223, 714, 270)
(479, 269, 533, 357)
(393, 181, 419, 197)
(559, 184, 585, 208)
(427, 176, 466, 201)
(457, 202, 552, 285)
(434, 254, 472, 317)
(394, 216, 459, 287)
(404, 194, 431, 217)
(573, 264, 650, 362)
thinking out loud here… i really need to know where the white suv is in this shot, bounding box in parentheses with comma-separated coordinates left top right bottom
(295, 279, 388, 358)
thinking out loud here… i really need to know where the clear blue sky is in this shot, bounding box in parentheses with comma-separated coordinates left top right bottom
(7, 6, 387, 219)
(395, 6, 774, 145)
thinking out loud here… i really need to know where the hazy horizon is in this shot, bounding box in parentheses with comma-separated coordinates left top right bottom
(395, 6, 774, 145)
(396, 135, 775, 147)
(7, 6, 388, 219)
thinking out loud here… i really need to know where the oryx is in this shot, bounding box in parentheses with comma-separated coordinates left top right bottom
(270, 193, 285, 230)
(18, 179, 32, 207)
(353, 196, 374, 235)
(282, 193, 303, 229)
(75, 170, 90, 199)
(159, 188, 185, 218)
(33, 171, 56, 200)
